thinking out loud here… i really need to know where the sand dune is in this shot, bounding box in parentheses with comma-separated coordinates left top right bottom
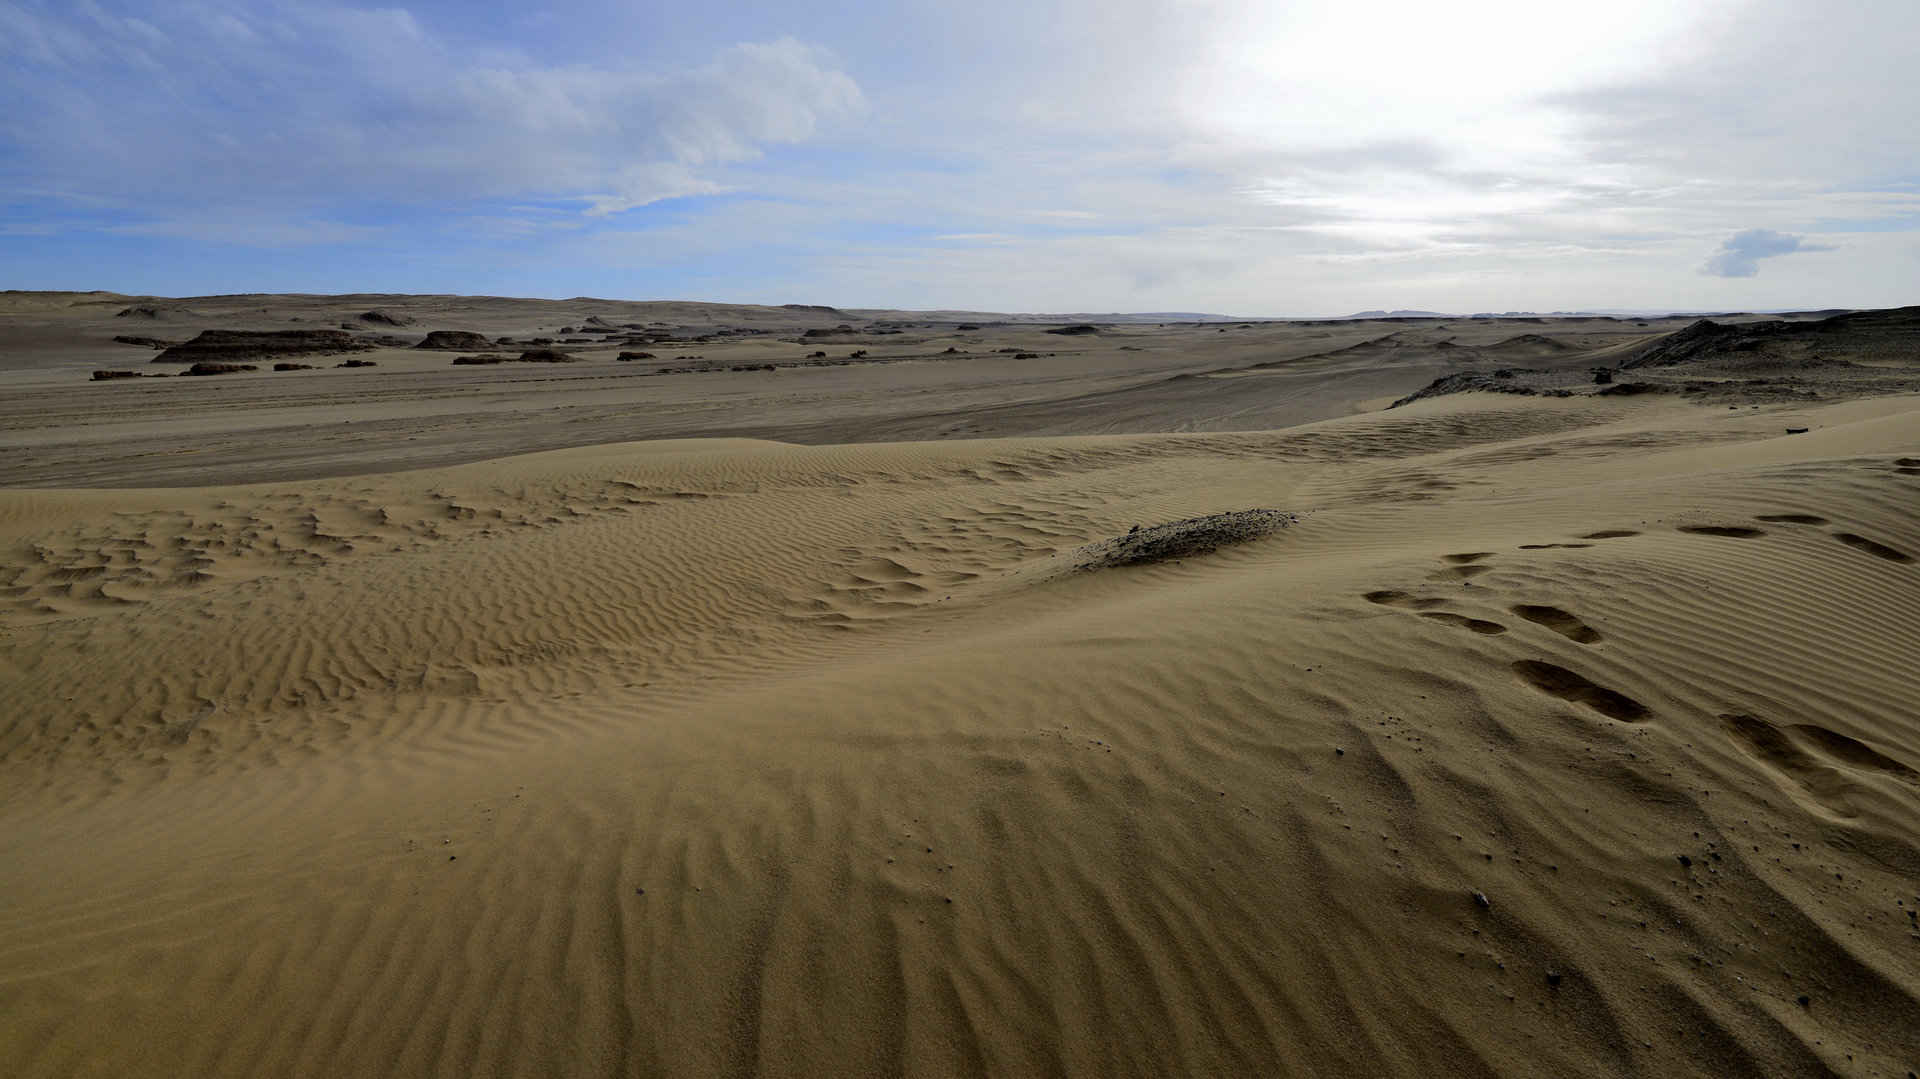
(4, 376, 1918, 1075)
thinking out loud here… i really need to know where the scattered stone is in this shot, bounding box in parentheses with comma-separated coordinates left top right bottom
(515, 349, 577, 363)
(1473, 891, 1492, 909)
(617, 351, 655, 361)
(451, 354, 505, 365)
(272, 362, 315, 371)
(336, 359, 378, 368)
(90, 369, 143, 380)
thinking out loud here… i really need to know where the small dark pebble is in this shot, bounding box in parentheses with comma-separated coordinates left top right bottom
(1678, 854, 1692, 868)
(1797, 995, 1811, 1007)
(1473, 891, 1492, 909)
(1335, 747, 1345, 756)
(448, 855, 457, 861)
(1546, 971, 1562, 988)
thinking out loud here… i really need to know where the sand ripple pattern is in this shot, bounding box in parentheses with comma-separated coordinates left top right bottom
(3, 398, 1919, 1076)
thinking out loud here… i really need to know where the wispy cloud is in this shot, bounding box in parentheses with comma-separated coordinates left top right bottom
(0, 2, 863, 214)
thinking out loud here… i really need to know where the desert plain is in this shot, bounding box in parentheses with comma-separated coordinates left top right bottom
(1, 290, 1918, 1076)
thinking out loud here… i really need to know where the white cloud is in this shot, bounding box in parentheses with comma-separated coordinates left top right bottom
(5, 0, 1918, 310)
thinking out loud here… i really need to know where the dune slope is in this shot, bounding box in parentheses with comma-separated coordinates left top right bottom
(2, 392, 1918, 1077)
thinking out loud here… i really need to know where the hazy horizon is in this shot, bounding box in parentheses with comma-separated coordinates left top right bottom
(3, 0, 1915, 313)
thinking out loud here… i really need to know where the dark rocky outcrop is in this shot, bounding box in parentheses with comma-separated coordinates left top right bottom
(515, 349, 577, 363)
(273, 362, 316, 371)
(113, 335, 180, 349)
(617, 351, 655, 361)
(359, 309, 415, 326)
(335, 359, 378, 368)
(451, 354, 505, 365)
(415, 330, 493, 351)
(1046, 324, 1101, 335)
(91, 369, 144, 380)
(181, 362, 259, 376)
(1621, 308, 1920, 370)
(153, 329, 372, 364)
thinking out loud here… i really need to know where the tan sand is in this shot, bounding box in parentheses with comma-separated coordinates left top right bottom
(2, 296, 1919, 1076)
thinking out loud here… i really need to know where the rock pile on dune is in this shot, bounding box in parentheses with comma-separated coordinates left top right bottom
(1074, 509, 1297, 570)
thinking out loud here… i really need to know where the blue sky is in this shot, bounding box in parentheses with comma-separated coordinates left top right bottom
(2, 0, 1916, 314)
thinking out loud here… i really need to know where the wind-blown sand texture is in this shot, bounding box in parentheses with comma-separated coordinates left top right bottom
(2, 293, 1919, 1077)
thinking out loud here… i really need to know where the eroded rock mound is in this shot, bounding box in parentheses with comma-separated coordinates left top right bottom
(359, 310, 415, 326)
(113, 335, 180, 349)
(415, 330, 493, 351)
(1389, 370, 1568, 407)
(153, 330, 372, 364)
(1046, 324, 1101, 336)
(1075, 510, 1297, 570)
